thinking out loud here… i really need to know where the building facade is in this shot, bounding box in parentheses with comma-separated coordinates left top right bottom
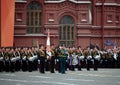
(14, 0, 120, 49)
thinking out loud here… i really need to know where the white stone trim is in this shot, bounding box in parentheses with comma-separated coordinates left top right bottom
(45, 0, 91, 4)
(77, 34, 120, 37)
(92, 26, 120, 28)
(69, 0, 91, 4)
(96, 3, 120, 6)
(117, 4, 120, 6)
(16, 19, 22, 22)
(81, 19, 87, 22)
(14, 25, 26, 27)
(115, 21, 119, 24)
(14, 34, 46, 37)
(14, 34, 59, 37)
(107, 20, 112, 23)
(45, 0, 66, 3)
(49, 19, 54, 22)
(15, 0, 27, 3)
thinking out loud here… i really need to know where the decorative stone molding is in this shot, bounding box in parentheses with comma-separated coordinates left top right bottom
(45, 0, 91, 4)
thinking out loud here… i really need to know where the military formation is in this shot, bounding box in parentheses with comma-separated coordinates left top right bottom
(0, 44, 120, 74)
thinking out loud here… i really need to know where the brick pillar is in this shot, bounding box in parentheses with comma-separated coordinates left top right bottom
(0, 0, 15, 47)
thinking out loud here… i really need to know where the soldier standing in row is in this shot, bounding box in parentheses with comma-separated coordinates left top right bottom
(4, 48, 10, 72)
(92, 47, 100, 71)
(26, 48, 33, 72)
(31, 47, 38, 71)
(38, 45, 46, 73)
(117, 48, 120, 68)
(14, 47, 21, 71)
(68, 47, 74, 71)
(20, 48, 26, 71)
(0, 48, 4, 72)
(8, 48, 16, 72)
(76, 46, 83, 71)
(106, 49, 113, 68)
(100, 50, 107, 68)
(84, 46, 92, 71)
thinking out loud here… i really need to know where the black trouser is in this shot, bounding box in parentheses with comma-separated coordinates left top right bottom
(33, 59, 38, 71)
(94, 59, 98, 70)
(86, 59, 91, 71)
(50, 57, 55, 73)
(107, 58, 112, 68)
(9, 61, 15, 72)
(117, 58, 120, 68)
(15, 60, 21, 71)
(55, 58, 60, 73)
(45, 59, 50, 71)
(0, 60, 4, 72)
(77, 59, 82, 71)
(69, 65, 75, 71)
(39, 57, 45, 73)
(5, 60, 10, 72)
(28, 60, 33, 72)
(22, 58, 30, 71)
(100, 59, 107, 68)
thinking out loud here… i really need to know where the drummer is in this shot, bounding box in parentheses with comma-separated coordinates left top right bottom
(76, 46, 84, 71)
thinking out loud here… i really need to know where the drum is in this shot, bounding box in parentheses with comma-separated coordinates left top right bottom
(87, 56, 92, 60)
(11, 57, 17, 62)
(29, 55, 37, 62)
(95, 55, 101, 60)
(72, 55, 78, 65)
(0, 57, 3, 61)
(79, 56, 85, 60)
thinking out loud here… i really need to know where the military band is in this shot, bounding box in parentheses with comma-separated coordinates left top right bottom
(0, 46, 120, 73)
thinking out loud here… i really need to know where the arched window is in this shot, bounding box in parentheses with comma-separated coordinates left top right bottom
(59, 15, 74, 47)
(26, 1, 42, 33)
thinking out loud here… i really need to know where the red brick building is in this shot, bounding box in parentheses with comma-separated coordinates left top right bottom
(14, 0, 120, 49)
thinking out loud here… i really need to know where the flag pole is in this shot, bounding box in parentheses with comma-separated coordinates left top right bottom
(46, 29, 51, 59)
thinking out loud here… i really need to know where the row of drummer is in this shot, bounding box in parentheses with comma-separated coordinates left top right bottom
(0, 45, 120, 73)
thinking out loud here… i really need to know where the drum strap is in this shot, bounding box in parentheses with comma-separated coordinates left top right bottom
(69, 56, 73, 66)
(77, 57, 81, 66)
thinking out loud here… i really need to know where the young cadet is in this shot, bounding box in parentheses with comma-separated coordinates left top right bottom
(84, 46, 92, 71)
(76, 46, 84, 71)
(92, 47, 100, 71)
(37, 44, 46, 73)
(0, 48, 4, 72)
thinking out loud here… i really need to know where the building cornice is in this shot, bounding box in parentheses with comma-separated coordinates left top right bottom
(45, 0, 91, 4)
(15, 0, 27, 3)
(96, 3, 120, 6)
(69, 0, 91, 4)
(77, 25, 120, 29)
(14, 34, 46, 37)
(14, 25, 26, 27)
(77, 34, 120, 37)
(14, 34, 59, 37)
(44, 24, 59, 28)
(45, 0, 65, 3)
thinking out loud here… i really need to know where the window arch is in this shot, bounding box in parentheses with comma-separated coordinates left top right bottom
(26, 1, 42, 33)
(59, 15, 74, 24)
